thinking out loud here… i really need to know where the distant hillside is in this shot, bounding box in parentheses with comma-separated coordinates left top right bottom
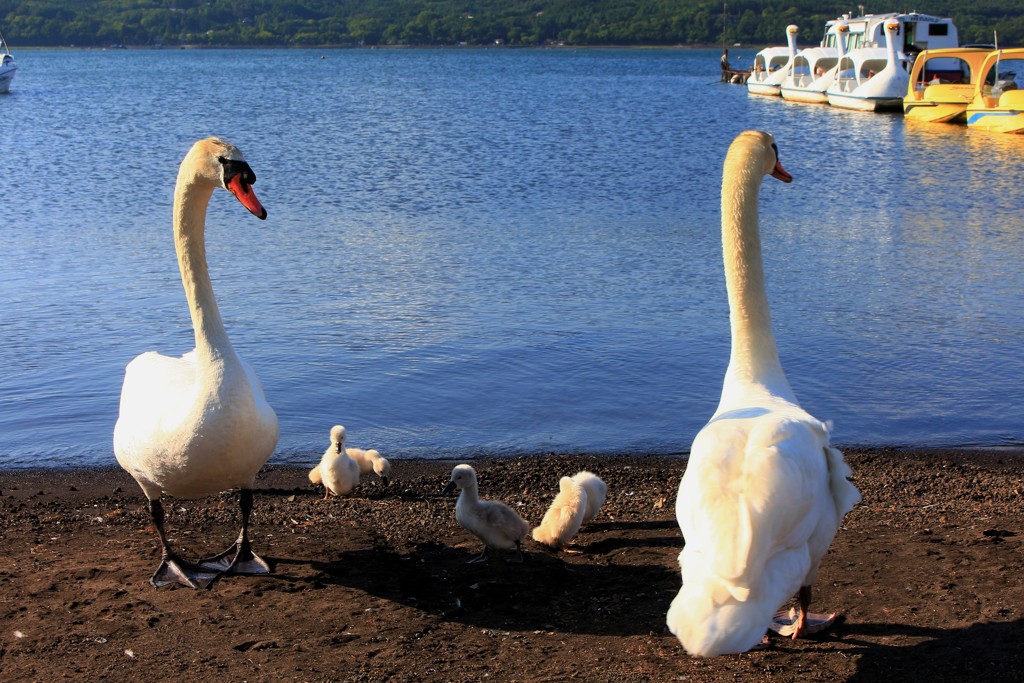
(1, 1, 1020, 48)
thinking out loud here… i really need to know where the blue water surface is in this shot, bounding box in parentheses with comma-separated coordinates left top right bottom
(1, 47, 1021, 468)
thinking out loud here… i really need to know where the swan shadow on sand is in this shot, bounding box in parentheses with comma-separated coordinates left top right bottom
(262, 544, 680, 637)
(568, 519, 682, 554)
(823, 619, 1023, 682)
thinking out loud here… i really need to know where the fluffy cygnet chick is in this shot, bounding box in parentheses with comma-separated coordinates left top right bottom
(346, 447, 392, 486)
(532, 476, 588, 549)
(441, 464, 530, 563)
(308, 425, 360, 499)
(571, 471, 607, 524)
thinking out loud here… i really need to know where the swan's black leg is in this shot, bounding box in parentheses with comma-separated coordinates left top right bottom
(198, 489, 270, 575)
(148, 498, 218, 589)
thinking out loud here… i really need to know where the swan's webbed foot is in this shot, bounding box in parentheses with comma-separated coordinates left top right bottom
(769, 607, 837, 638)
(197, 489, 271, 576)
(799, 611, 838, 636)
(198, 540, 270, 575)
(769, 584, 837, 638)
(151, 555, 219, 589)
(466, 548, 489, 564)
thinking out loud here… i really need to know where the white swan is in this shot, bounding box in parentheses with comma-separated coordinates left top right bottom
(346, 447, 391, 486)
(666, 131, 861, 657)
(309, 425, 361, 498)
(441, 464, 530, 563)
(113, 137, 279, 589)
(531, 475, 587, 549)
(571, 471, 607, 524)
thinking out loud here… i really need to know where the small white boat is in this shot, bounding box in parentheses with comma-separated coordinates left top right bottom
(822, 11, 959, 60)
(827, 21, 909, 111)
(778, 33, 843, 104)
(0, 28, 15, 94)
(746, 24, 799, 97)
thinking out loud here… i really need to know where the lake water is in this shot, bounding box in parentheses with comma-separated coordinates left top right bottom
(1, 47, 1022, 469)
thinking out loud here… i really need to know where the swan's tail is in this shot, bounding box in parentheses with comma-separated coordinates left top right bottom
(308, 465, 322, 485)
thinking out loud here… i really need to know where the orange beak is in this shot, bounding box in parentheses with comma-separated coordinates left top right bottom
(771, 160, 793, 183)
(227, 173, 268, 219)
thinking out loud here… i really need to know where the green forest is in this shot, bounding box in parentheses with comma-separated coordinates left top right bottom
(1, 0, 1021, 49)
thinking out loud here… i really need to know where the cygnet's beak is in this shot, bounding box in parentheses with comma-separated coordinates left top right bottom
(440, 481, 456, 496)
(381, 476, 391, 487)
(335, 443, 343, 454)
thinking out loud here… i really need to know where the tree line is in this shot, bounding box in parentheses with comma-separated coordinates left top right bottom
(1, 1, 1020, 48)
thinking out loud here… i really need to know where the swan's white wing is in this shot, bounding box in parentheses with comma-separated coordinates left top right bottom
(237, 355, 280, 444)
(239, 356, 270, 402)
(114, 350, 199, 455)
(679, 413, 827, 594)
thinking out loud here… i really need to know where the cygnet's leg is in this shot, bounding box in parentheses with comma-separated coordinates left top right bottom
(509, 540, 525, 563)
(769, 585, 837, 638)
(148, 499, 219, 589)
(466, 547, 489, 564)
(199, 489, 270, 575)
(562, 540, 583, 555)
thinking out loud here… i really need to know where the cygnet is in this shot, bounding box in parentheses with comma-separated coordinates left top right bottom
(571, 471, 607, 524)
(346, 447, 392, 486)
(531, 476, 588, 549)
(308, 425, 360, 499)
(441, 464, 529, 563)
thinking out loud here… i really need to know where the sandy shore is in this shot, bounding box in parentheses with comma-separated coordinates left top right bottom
(0, 449, 1021, 682)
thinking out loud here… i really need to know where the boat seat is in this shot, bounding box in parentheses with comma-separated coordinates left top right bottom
(999, 90, 1024, 110)
(924, 84, 974, 101)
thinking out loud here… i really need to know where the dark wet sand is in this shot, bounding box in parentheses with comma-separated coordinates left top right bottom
(1, 448, 1021, 681)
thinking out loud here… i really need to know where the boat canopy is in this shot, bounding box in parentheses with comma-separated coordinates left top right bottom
(752, 47, 792, 72)
(910, 48, 990, 88)
(822, 12, 957, 54)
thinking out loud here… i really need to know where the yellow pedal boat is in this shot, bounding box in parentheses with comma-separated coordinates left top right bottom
(904, 48, 991, 123)
(966, 49, 1024, 134)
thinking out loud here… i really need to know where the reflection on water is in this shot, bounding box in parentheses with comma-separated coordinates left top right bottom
(0, 48, 1022, 468)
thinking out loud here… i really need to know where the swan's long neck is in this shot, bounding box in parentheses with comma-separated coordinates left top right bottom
(174, 177, 236, 365)
(718, 150, 795, 407)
